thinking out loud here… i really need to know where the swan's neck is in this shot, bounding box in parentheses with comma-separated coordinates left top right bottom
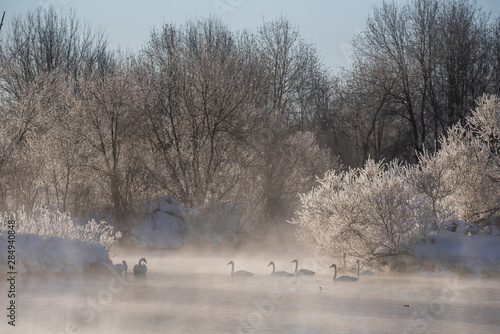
(357, 261, 360, 278)
(230, 263, 234, 275)
(333, 265, 337, 281)
(294, 261, 298, 274)
(270, 262, 275, 274)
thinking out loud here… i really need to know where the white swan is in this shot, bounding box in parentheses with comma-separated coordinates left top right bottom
(330, 261, 359, 281)
(268, 261, 294, 276)
(114, 260, 128, 276)
(360, 267, 374, 276)
(227, 261, 254, 277)
(133, 258, 147, 275)
(291, 259, 315, 276)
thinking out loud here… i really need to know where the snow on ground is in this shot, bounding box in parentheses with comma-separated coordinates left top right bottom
(0, 233, 110, 274)
(130, 196, 187, 249)
(129, 196, 244, 249)
(412, 221, 500, 276)
(0, 207, 115, 274)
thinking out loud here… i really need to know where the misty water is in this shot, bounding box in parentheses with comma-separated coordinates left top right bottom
(3, 255, 500, 334)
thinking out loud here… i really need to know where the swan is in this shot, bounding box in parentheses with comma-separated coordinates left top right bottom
(358, 260, 373, 277)
(291, 259, 315, 276)
(268, 261, 294, 276)
(360, 269, 374, 276)
(358, 260, 373, 276)
(114, 260, 128, 276)
(330, 261, 359, 281)
(133, 258, 147, 275)
(227, 261, 254, 276)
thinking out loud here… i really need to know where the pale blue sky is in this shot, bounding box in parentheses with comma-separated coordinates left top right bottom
(2, 0, 500, 72)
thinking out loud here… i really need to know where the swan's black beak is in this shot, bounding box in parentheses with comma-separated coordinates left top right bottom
(267, 262, 271, 266)
(329, 264, 334, 268)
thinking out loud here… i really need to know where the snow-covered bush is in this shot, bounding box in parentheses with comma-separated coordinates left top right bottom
(408, 148, 459, 234)
(0, 206, 119, 273)
(429, 126, 496, 222)
(0, 206, 120, 251)
(468, 95, 500, 144)
(293, 95, 500, 263)
(433, 95, 500, 222)
(293, 160, 455, 262)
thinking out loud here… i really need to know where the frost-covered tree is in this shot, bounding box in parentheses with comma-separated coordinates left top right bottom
(141, 17, 263, 208)
(71, 56, 147, 235)
(294, 159, 455, 262)
(294, 95, 500, 261)
(0, 6, 109, 95)
(444, 95, 500, 221)
(346, 0, 495, 163)
(0, 6, 110, 213)
(408, 147, 460, 232)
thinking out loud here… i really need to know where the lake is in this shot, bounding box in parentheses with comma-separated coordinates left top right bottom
(2, 256, 500, 333)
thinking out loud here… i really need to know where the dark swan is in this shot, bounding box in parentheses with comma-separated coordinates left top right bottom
(227, 261, 254, 276)
(291, 259, 315, 276)
(330, 260, 359, 281)
(268, 261, 294, 276)
(114, 260, 128, 276)
(133, 258, 147, 275)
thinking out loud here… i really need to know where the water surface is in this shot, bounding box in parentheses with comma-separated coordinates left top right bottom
(2, 260, 500, 333)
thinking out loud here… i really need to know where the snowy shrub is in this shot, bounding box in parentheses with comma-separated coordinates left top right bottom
(467, 95, 500, 144)
(408, 148, 459, 234)
(293, 95, 500, 262)
(293, 160, 455, 262)
(0, 206, 120, 251)
(432, 95, 500, 222)
(431, 126, 496, 221)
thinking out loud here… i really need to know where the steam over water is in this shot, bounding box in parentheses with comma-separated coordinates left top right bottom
(1, 253, 499, 333)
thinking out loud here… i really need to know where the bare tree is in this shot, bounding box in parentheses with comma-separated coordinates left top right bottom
(348, 0, 495, 162)
(0, 6, 109, 99)
(142, 18, 264, 208)
(257, 16, 325, 127)
(335, 59, 399, 166)
(0, 6, 110, 212)
(70, 56, 146, 234)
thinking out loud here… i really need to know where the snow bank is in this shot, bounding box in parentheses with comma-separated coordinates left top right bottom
(0, 207, 117, 274)
(413, 222, 500, 276)
(129, 196, 248, 249)
(0, 233, 111, 274)
(385, 221, 500, 277)
(130, 196, 187, 249)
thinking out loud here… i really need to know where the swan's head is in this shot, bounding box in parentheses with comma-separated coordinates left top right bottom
(329, 264, 337, 269)
(227, 261, 234, 266)
(122, 260, 127, 266)
(140, 258, 147, 264)
(268, 261, 274, 267)
(291, 259, 298, 263)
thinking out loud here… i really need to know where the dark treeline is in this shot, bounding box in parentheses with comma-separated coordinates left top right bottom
(0, 1, 498, 238)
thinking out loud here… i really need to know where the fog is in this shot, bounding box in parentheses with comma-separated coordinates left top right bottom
(2, 231, 500, 334)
